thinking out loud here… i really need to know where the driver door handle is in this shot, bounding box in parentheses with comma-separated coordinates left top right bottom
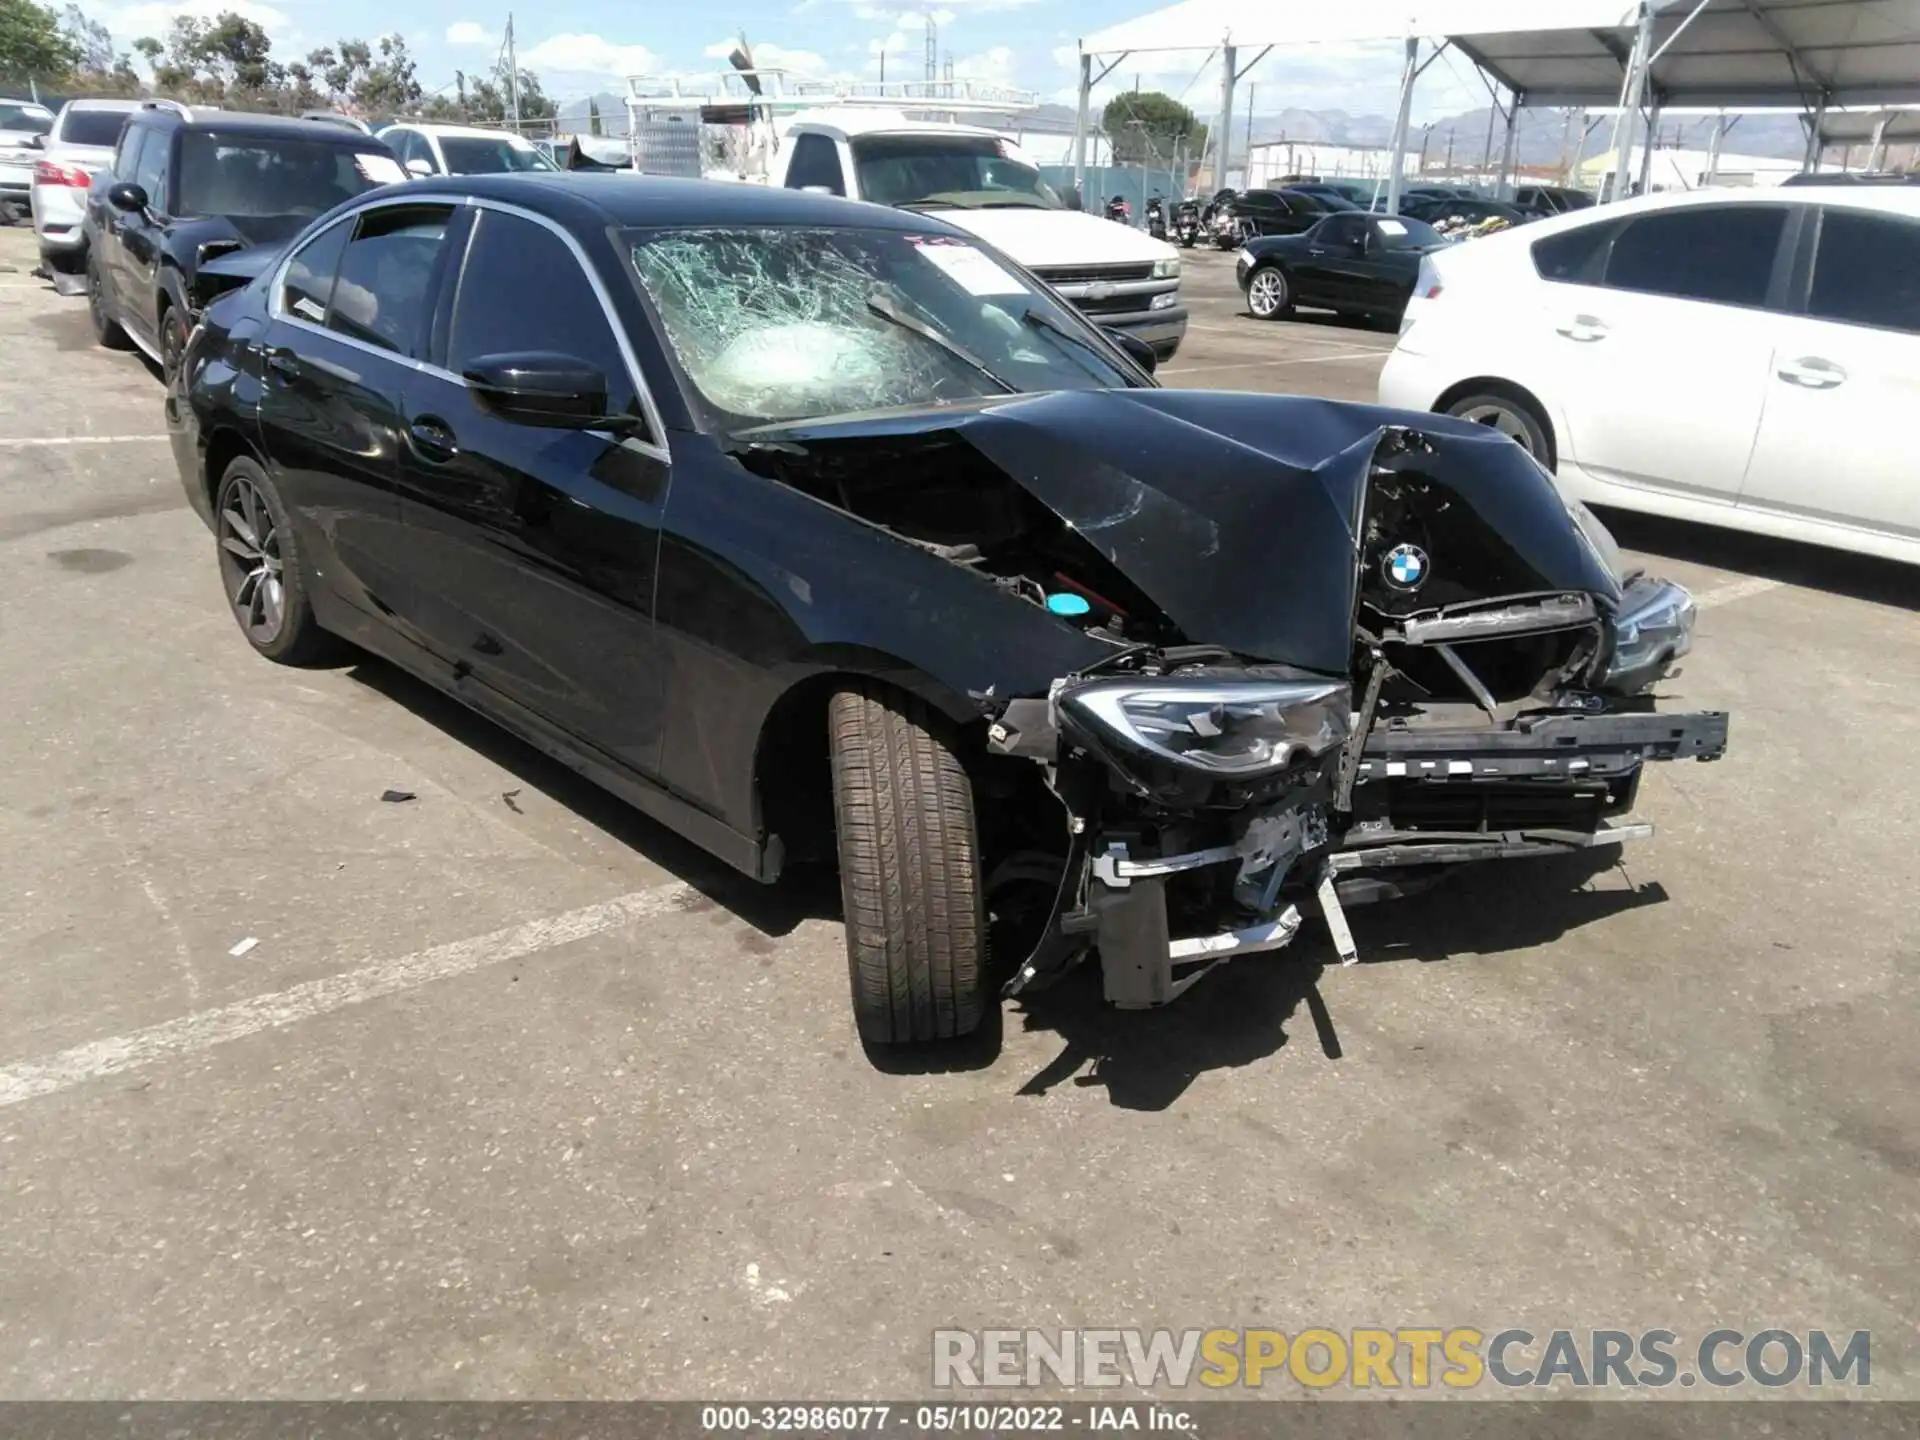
(263, 348, 301, 383)
(1777, 356, 1846, 390)
(1555, 315, 1608, 343)
(407, 416, 458, 462)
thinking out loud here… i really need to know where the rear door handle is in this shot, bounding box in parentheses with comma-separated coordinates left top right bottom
(407, 416, 458, 462)
(1777, 356, 1846, 390)
(1555, 315, 1608, 342)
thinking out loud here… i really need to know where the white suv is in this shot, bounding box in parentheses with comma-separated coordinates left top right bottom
(375, 122, 557, 178)
(27, 98, 142, 274)
(1379, 186, 1920, 566)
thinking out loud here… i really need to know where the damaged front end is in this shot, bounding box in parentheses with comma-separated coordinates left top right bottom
(740, 390, 1729, 1009)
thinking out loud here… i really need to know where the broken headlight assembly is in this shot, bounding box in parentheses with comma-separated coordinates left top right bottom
(1603, 576, 1696, 693)
(1061, 677, 1351, 785)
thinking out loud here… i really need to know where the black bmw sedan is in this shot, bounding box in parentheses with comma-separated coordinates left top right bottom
(171, 175, 1728, 1051)
(1234, 210, 1450, 325)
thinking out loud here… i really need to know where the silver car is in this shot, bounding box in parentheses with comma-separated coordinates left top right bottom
(0, 97, 56, 218)
(28, 98, 140, 273)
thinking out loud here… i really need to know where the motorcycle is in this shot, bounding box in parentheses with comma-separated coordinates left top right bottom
(1172, 199, 1200, 247)
(1104, 195, 1132, 224)
(1144, 195, 1168, 240)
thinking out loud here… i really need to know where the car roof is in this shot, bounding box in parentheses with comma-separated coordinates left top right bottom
(1575, 184, 1920, 219)
(61, 97, 142, 113)
(384, 122, 540, 141)
(787, 112, 1001, 141)
(397, 171, 968, 234)
(138, 107, 384, 141)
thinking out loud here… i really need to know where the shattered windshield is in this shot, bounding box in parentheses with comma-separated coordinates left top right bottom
(627, 225, 1139, 425)
(849, 135, 1061, 210)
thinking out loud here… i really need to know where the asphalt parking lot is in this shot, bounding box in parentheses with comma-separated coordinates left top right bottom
(1, 229, 1916, 1401)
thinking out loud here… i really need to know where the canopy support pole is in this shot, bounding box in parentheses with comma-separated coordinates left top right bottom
(1609, 1, 1654, 202)
(1497, 88, 1522, 199)
(1213, 41, 1238, 191)
(1802, 97, 1828, 172)
(1385, 36, 1419, 215)
(1867, 114, 1891, 172)
(1706, 112, 1725, 185)
(1638, 97, 1662, 194)
(1073, 48, 1092, 202)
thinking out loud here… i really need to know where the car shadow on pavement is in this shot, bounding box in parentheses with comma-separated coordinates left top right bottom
(1009, 854, 1667, 1112)
(1595, 506, 1918, 612)
(344, 656, 841, 940)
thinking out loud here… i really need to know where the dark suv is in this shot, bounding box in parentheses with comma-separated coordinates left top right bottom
(84, 102, 403, 383)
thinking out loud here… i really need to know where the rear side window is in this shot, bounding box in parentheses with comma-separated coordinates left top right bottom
(280, 219, 352, 324)
(60, 109, 130, 148)
(447, 209, 645, 434)
(327, 205, 451, 355)
(1531, 221, 1612, 282)
(785, 133, 845, 195)
(1808, 207, 1920, 335)
(1603, 205, 1786, 307)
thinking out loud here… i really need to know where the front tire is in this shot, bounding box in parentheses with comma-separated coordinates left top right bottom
(828, 683, 989, 1046)
(214, 456, 340, 666)
(1443, 389, 1554, 465)
(87, 253, 131, 351)
(1247, 264, 1292, 320)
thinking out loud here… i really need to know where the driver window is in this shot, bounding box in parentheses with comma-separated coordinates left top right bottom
(785, 134, 845, 195)
(131, 129, 169, 213)
(281, 218, 352, 324)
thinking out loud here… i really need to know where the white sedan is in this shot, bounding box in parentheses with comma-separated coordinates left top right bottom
(1379, 185, 1920, 567)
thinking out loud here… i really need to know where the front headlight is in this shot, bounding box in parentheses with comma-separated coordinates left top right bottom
(1062, 678, 1350, 776)
(1152, 257, 1181, 279)
(1603, 577, 1695, 692)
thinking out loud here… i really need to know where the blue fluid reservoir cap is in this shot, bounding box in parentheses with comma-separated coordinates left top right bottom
(1046, 592, 1093, 618)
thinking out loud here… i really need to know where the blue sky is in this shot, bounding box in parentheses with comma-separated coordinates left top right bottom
(94, 0, 1497, 123)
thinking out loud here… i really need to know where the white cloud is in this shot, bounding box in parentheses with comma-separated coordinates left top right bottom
(946, 44, 1015, 86)
(703, 38, 831, 77)
(445, 20, 496, 46)
(103, 0, 290, 43)
(519, 32, 661, 79)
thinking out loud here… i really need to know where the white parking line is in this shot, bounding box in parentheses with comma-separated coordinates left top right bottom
(1163, 349, 1388, 376)
(1, 435, 172, 448)
(0, 881, 693, 1109)
(1694, 576, 1785, 608)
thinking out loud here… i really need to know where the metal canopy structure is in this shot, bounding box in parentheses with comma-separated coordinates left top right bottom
(1072, 1, 1920, 207)
(1817, 104, 1920, 165)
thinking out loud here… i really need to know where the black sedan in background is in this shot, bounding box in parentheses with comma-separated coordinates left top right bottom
(1400, 196, 1533, 228)
(170, 174, 1726, 1052)
(1235, 211, 1447, 324)
(1208, 186, 1355, 246)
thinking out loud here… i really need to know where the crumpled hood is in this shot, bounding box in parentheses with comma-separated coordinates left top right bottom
(750, 389, 1619, 676)
(174, 212, 312, 254)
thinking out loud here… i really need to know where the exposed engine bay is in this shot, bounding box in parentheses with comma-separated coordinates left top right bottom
(736, 393, 1729, 1009)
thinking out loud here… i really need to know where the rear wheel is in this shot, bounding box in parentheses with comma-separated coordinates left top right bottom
(87, 253, 131, 351)
(1444, 390, 1553, 465)
(1247, 264, 1292, 320)
(828, 682, 989, 1046)
(214, 457, 340, 666)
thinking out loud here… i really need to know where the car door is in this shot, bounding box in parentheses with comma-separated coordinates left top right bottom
(1738, 203, 1920, 539)
(91, 122, 142, 292)
(255, 200, 457, 623)
(1547, 203, 1791, 504)
(394, 204, 672, 778)
(116, 123, 172, 346)
(1294, 214, 1368, 308)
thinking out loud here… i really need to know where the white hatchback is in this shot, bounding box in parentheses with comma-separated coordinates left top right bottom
(1378, 186, 1920, 566)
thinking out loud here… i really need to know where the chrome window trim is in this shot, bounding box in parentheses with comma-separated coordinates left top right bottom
(263, 190, 671, 460)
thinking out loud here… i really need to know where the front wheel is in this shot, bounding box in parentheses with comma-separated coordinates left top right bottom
(1247, 264, 1292, 320)
(828, 683, 989, 1046)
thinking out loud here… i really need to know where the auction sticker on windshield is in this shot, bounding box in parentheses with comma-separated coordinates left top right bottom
(355, 152, 407, 186)
(911, 238, 1027, 297)
(1378, 219, 1409, 236)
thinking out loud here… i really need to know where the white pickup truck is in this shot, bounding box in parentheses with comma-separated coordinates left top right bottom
(764, 111, 1188, 359)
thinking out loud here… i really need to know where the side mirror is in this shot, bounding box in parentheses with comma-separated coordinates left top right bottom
(464, 352, 625, 430)
(1104, 329, 1158, 376)
(404, 157, 433, 178)
(107, 181, 148, 213)
(26, 134, 44, 149)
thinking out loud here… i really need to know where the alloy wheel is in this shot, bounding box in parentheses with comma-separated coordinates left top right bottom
(1456, 402, 1537, 454)
(1249, 269, 1286, 317)
(218, 477, 286, 644)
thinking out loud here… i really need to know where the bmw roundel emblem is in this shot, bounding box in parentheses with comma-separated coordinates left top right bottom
(1382, 543, 1430, 592)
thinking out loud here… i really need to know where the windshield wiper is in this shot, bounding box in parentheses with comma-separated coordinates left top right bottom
(896, 200, 963, 211)
(1020, 306, 1132, 381)
(976, 200, 1053, 209)
(866, 288, 1016, 394)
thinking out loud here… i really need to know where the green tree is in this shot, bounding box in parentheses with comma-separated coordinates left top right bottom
(0, 0, 78, 81)
(60, 5, 138, 91)
(1102, 91, 1206, 167)
(455, 55, 557, 126)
